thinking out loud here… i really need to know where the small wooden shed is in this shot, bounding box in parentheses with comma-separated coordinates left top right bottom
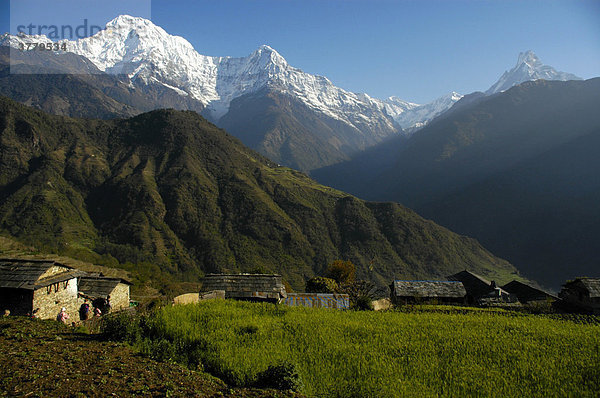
(390, 280, 467, 305)
(559, 278, 600, 314)
(501, 280, 557, 304)
(78, 275, 132, 312)
(0, 258, 85, 320)
(201, 274, 286, 303)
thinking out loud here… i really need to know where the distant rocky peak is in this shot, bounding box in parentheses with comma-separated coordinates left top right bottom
(516, 50, 541, 67)
(486, 50, 581, 95)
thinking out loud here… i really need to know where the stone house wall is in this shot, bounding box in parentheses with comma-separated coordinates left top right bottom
(32, 277, 79, 320)
(109, 283, 130, 311)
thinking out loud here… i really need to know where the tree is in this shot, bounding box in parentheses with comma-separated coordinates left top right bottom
(337, 279, 377, 310)
(325, 260, 356, 285)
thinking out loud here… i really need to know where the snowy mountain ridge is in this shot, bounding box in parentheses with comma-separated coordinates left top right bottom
(486, 50, 582, 94)
(1, 17, 582, 137)
(393, 92, 463, 132)
(1, 15, 451, 132)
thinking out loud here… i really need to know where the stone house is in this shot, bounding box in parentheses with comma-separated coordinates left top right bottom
(501, 280, 557, 304)
(78, 275, 132, 312)
(447, 270, 515, 304)
(390, 280, 467, 305)
(201, 274, 287, 303)
(0, 258, 86, 320)
(559, 278, 600, 314)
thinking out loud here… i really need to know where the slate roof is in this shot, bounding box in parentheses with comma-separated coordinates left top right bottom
(447, 270, 495, 298)
(78, 276, 132, 299)
(501, 280, 557, 303)
(201, 274, 287, 300)
(0, 258, 83, 290)
(563, 278, 600, 298)
(391, 280, 467, 298)
(579, 278, 600, 298)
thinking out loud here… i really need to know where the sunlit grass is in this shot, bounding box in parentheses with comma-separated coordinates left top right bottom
(140, 300, 600, 397)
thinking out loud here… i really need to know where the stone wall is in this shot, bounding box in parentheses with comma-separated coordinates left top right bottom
(32, 277, 79, 320)
(174, 293, 200, 305)
(109, 283, 130, 311)
(200, 290, 225, 301)
(372, 298, 392, 311)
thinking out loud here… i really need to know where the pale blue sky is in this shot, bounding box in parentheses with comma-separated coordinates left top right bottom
(2, 0, 599, 103)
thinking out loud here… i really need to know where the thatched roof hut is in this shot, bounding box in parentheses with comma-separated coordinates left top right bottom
(390, 280, 466, 305)
(559, 278, 600, 313)
(201, 274, 286, 302)
(501, 280, 557, 304)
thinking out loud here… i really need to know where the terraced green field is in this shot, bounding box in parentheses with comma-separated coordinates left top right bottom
(135, 301, 600, 397)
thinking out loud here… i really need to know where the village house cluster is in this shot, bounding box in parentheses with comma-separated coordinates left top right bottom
(185, 271, 599, 314)
(390, 270, 599, 313)
(0, 258, 131, 320)
(2, 258, 598, 317)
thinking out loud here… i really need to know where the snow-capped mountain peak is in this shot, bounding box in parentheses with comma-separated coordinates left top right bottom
(486, 50, 582, 94)
(251, 44, 288, 67)
(1, 14, 454, 135)
(517, 50, 541, 67)
(21, 15, 394, 127)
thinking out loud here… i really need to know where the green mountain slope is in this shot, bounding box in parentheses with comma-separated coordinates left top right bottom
(0, 96, 520, 289)
(313, 78, 600, 288)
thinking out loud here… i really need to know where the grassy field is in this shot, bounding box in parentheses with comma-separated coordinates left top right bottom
(133, 300, 600, 397)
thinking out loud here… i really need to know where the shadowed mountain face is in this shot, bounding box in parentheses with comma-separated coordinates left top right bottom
(0, 97, 521, 289)
(216, 88, 400, 171)
(313, 78, 600, 289)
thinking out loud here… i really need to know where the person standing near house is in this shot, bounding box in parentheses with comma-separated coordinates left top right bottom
(79, 301, 90, 321)
(57, 307, 69, 323)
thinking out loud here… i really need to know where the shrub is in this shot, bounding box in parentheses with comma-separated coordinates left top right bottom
(254, 362, 302, 392)
(72, 325, 90, 334)
(353, 295, 374, 311)
(338, 279, 378, 309)
(140, 338, 176, 362)
(100, 312, 140, 342)
(305, 276, 339, 293)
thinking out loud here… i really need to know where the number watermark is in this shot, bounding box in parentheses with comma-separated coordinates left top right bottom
(8, 0, 151, 75)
